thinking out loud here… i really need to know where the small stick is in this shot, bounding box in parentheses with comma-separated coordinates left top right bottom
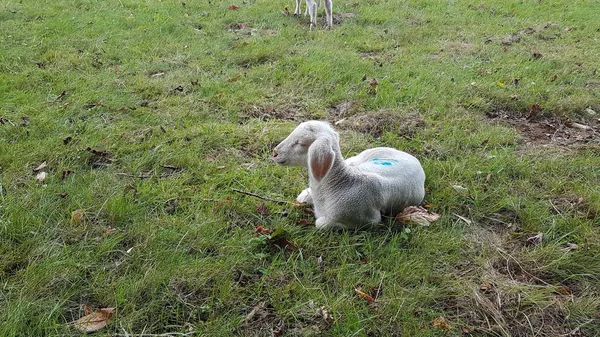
(231, 188, 290, 205)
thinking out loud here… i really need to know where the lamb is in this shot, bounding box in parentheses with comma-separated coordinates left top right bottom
(272, 121, 426, 229)
(294, 0, 332, 30)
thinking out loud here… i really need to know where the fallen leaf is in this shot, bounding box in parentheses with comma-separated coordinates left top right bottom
(256, 203, 269, 216)
(461, 326, 474, 333)
(245, 302, 266, 322)
(33, 161, 48, 172)
(555, 286, 571, 296)
(228, 4, 239, 10)
(485, 173, 493, 183)
(496, 81, 505, 88)
(369, 78, 379, 87)
(452, 185, 469, 193)
(281, 7, 289, 15)
(61, 170, 73, 180)
(228, 75, 240, 82)
(354, 287, 375, 303)
(70, 307, 114, 333)
(273, 320, 285, 336)
(269, 228, 297, 251)
(561, 243, 578, 252)
(396, 206, 440, 227)
(59, 192, 69, 198)
(71, 209, 85, 225)
(22, 116, 30, 127)
(479, 281, 492, 291)
(550, 74, 558, 82)
(254, 225, 273, 235)
(529, 104, 543, 118)
(432, 316, 452, 331)
(532, 51, 543, 59)
(296, 219, 312, 227)
(36, 171, 47, 183)
(526, 232, 543, 245)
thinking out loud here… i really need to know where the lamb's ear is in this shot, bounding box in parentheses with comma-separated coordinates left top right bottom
(308, 137, 335, 182)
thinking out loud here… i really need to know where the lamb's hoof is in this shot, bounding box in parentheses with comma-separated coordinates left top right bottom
(296, 188, 313, 204)
(316, 217, 335, 229)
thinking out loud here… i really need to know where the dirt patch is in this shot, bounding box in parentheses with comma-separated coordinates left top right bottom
(485, 109, 600, 148)
(243, 105, 303, 122)
(334, 110, 426, 138)
(332, 12, 356, 25)
(237, 301, 282, 336)
(455, 216, 576, 336)
(550, 195, 598, 219)
(443, 281, 569, 337)
(329, 100, 359, 119)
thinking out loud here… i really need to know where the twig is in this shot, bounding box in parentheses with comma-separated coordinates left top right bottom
(231, 188, 290, 205)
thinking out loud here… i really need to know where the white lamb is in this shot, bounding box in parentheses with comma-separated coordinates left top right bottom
(294, 0, 332, 30)
(272, 121, 426, 229)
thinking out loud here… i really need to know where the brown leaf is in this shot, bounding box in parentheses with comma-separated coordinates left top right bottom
(532, 51, 543, 59)
(228, 4, 239, 10)
(228, 75, 240, 82)
(479, 281, 492, 292)
(36, 171, 47, 183)
(529, 104, 543, 118)
(396, 206, 440, 227)
(71, 209, 85, 225)
(485, 173, 493, 183)
(59, 192, 69, 198)
(61, 170, 73, 180)
(254, 225, 273, 235)
(22, 116, 30, 127)
(281, 7, 290, 16)
(550, 74, 557, 82)
(369, 78, 379, 87)
(555, 286, 571, 296)
(432, 316, 452, 331)
(256, 202, 269, 216)
(296, 219, 312, 227)
(354, 287, 375, 303)
(33, 161, 48, 172)
(70, 307, 114, 333)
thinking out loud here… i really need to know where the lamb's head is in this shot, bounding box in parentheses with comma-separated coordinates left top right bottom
(272, 121, 337, 167)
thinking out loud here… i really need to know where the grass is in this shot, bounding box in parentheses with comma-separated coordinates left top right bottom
(1, 0, 599, 335)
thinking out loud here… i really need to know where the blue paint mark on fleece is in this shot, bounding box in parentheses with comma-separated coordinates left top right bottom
(369, 158, 400, 166)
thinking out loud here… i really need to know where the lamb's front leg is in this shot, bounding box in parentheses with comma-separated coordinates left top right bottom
(296, 188, 313, 205)
(306, 0, 318, 30)
(294, 0, 302, 15)
(324, 0, 333, 29)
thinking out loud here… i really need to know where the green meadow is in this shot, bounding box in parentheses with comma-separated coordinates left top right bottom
(1, 0, 599, 335)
